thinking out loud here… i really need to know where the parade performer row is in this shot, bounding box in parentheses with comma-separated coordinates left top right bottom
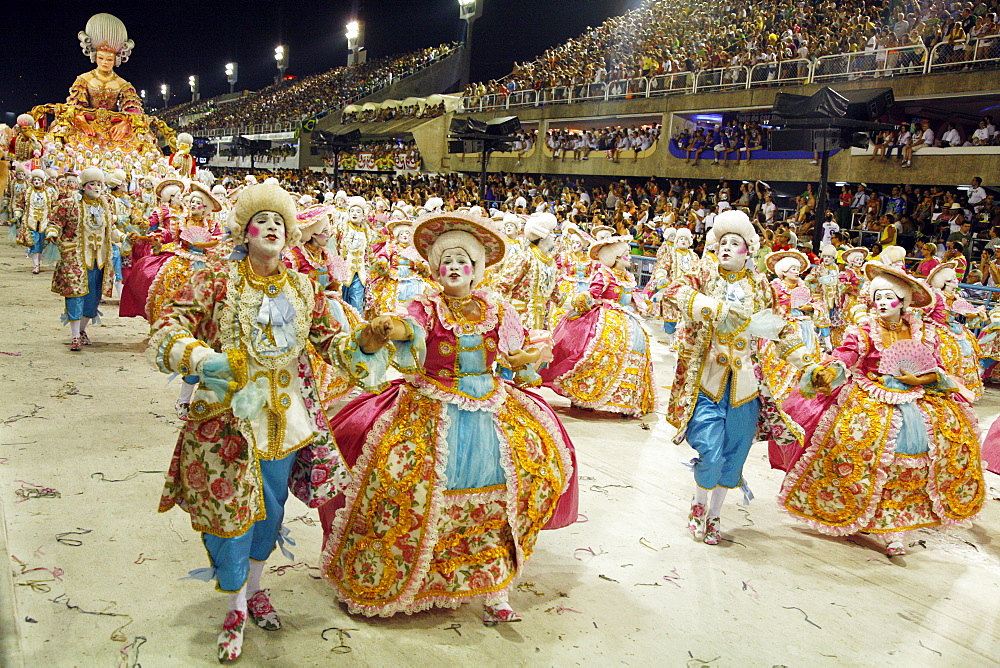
(146, 196, 579, 660)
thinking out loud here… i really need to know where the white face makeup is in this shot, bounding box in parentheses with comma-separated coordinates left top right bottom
(245, 211, 286, 256)
(537, 234, 555, 254)
(779, 261, 803, 281)
(873, 288, 904, 319)
(944, 277, 959, 294)
(30, 176, 44, 188)
(188, 192, 209, 216)
(675, 234, 692, 250)
(82, 180, 104, 199)
(823, 255, 837, 267)
(718, 233, 748, 271)
(310, 219, 331, 245)
(437, 248, 474, 293)
(613, 247, 631, 270)
(849, 253, 865, 267)
(569, 235, 585, 252)
(348, 205, 365, 223)
(95, 49, 116, 75)
(503, 222, 519, 239)
(394, 226, 413, 246)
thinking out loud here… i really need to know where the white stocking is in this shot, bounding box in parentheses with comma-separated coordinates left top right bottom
(178, 381, 196, 404)
(114, 279, 123, 297)
(31, 253, 40, 268)
(80, 316, 90, 334)
(247, 560, 266, 596)
(228, 585, 247, 613)
(70, 320, 81, 339)
(708, 487, 728, 518)
(694, 486, 709, 506)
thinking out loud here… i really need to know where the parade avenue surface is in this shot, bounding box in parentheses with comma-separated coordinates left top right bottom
(0, 240, 998, 666)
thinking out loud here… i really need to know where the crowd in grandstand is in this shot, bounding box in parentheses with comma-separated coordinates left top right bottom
(463, 0, 1000, 103)
(341, 101, 446, 124)
(164, 43, 457, 132)
(545, 124, 661, 162)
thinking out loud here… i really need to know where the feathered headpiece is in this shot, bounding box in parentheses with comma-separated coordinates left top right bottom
(78, 14, 135, 66)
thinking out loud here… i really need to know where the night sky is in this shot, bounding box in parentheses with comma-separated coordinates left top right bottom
(3, 0, 633, 117)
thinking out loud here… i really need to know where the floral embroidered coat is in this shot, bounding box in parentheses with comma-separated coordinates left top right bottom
(47, 193, 119, 299)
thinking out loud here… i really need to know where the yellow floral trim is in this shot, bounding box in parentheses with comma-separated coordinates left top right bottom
(179, 340, 208, 377)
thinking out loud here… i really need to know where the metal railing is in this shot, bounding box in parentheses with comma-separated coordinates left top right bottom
(928, 35, 1000, 72)
(459, 39, 1000, 113)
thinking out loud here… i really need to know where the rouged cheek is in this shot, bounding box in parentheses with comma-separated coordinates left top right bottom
(439, 265, 448, 277)
(462, 265, 472, 275)
(736, 246, 748, 255)
(890, 299, 901, 308)
(247, 226, 260, 238)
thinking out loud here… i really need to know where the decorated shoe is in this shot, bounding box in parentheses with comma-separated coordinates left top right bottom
(80, 331, 91, 346)
(886, 541, 907, 557)
(688, 500, 707, 539)
(247, 589, 281, 631)
(703, 516, 722, 545)
(69, 338, 82, 352)
(483, 602, 522, 626)
(217, 609, 246, 662)
(175, 401, 191, 421)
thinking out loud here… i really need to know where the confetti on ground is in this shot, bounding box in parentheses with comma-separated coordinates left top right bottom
(51, 382, 90, 399)
(117, 636, 147, 668)
(444, 622, 462, 636)
(639, 537, 658, 551)
(517, 582, 546, 597)
(2, 404, 45, 426)
(91, 470, 165, 483)
(14, 480, 60, 502)
(640, 423, 650, 430)
(573, 546, 607, 560)
(662, 568, 683, 588)
(287, 514, 317, 526)
(321, 627, 356, 654)
(589, 484, 634, 494)
(544, 605, 582, 615)
(782, 605, 821, 629)
(268, 562, 321, 578)
(133, 553, 156, 565)
(736, 507, 754, 527)
(687, 651, 721, 666)
(598, 574, 619, 583)
(49, 593, 133, 642)
(55, 528, 92, 546)
(742, 580, 760, 601)
(0, 351, 22, 356)
(918, 640, 942, 656)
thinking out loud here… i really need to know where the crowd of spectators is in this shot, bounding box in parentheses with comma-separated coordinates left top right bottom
(463, 0, 1000, 104)
(165, 43, 457, 132)
(544, 124, 661, 162)
(341, 101, 446, 124)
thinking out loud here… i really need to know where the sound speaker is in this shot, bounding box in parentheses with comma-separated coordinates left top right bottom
(486, 116, 521, 136)
(842, 88, 894, 121)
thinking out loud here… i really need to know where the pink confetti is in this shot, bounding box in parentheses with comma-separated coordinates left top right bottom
(0, 351, 21, 356)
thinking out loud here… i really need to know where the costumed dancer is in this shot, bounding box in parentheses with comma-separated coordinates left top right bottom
(977, 307, 1000, 382)
(170, 133, 196, 178)
(119, 178, 187, 318)
(662, 210, 817, 545)
(758, 250, 825, 404)
(149, 183, 380, 661)
(366, 217, 430, 316)
(15, 169, 55, 274)
(319, 211, 578, 624)
(492, 212, 560, 329)
(541, 234, 656, 416)
(830, 247, 869, 346)
(46, 168, 120, 350)
(810, 245, 841, 352)
(651, 227, 696, 342)
(330, 196, 374, 314)
(778, 263, 984, 557)
(6, 163, 29, 241)
(283, 204, 362, 409)
(926, 262, 984, 401)
(550, 223, 593, 326)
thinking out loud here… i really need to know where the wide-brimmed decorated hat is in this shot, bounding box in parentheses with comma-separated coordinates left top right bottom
(841, 246, 870, 263)
(926, 260, 960, 290)
(155, 177, 184, 199)
(864, 261, 933, 308)
(765, 249, 809, 275)
(188, 180, 222, 213)
(413, 212, 506, 267)
(387, 218, 416, 235)
(590, 224, 616, 239)
(589, 234, 633, 261)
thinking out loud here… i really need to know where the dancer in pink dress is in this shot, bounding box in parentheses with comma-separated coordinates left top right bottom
(319, 211, 578, 624)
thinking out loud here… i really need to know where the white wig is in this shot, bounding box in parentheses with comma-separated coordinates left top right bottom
(879, 245, 906, 266)
(427, 230, 487, 288)
(869, 274, 914, 308)
(928, 266, 957, 290)
(78, 13, 134, 66)
(774, 256, 804, 275)
(228, 183, 301, 249)
(596, 241, 630, 267)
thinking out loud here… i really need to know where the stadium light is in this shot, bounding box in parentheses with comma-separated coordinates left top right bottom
(457, 0, 482, 90)
(225, 62, 238, 94)
(188, 75, 200, 102)
(274, 45, 287, 82)
(160, 83, 170, 108)
(346, 20, 364, 66)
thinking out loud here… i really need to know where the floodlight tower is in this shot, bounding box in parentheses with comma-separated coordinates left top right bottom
(188, 75, 200, 102)
(275, 45, 288, 82)
(160, 83, 170, 109)
(346, 21, 364, 66)
(225, 62, 238, 94)
(457, 0, 482, 91)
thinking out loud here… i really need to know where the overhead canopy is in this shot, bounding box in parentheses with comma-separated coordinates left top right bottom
(343, 104, 359, 113)
(361, 101, 380, 111)
(380, 99, 400, 109)
(401, 97, 424, 107)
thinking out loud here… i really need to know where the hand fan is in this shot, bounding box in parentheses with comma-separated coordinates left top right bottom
(790, 286, 812, 309)
(877, 339, 938, 376)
